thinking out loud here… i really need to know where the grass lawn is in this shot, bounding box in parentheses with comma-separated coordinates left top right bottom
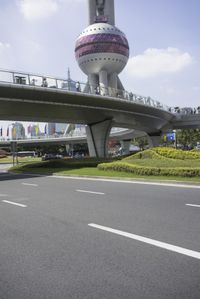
(9, 161, 200, 183)
(5, 147, 200, 183)
(0, 156, 41, 164)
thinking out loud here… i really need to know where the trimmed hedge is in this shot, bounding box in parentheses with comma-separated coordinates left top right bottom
(152, 147, 200, 160)
(124, 147, 200, 161)
(124, 149, 170, 161)
(11, 157, 114, 170)
(98, 161, 200, 177)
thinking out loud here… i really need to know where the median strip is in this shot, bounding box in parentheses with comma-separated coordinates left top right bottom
(2, 200, 27, 208)
(88, 223, 200, 260)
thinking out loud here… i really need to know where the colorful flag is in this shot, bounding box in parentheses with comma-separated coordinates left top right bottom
(35, 125, 39, 136)
(12, 127, 16, 138)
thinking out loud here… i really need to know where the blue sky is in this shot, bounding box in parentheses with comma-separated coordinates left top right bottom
(0, 0, 199, 135)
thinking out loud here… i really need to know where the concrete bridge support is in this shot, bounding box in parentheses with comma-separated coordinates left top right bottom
(147, 132, 162, 148)
(86, 119, 112, 157)
(120, 139, 131, 155)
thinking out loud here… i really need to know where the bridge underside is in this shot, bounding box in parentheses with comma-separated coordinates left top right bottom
(0, 83, 175, 157)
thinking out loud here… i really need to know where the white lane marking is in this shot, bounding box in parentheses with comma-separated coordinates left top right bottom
(88, 223, 200, 260)
(0, 194, 9, 197)
(76, 189, 105, 195)
(2, 200, 27, 208)
(186, 204, 200, 208)
(50, 175, 200, 189)
(22, 183, 38, 187)
(15, 173, 200, 189)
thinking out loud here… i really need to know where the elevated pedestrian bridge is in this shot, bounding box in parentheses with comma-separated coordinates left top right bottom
(0, 68, 173, 129)
(0, 69, 199, 156)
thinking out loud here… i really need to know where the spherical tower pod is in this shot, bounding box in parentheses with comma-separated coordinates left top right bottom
(75, 22, 129, 95)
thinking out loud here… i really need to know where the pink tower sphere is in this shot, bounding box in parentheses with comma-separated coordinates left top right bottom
(75, 22, 129, 75)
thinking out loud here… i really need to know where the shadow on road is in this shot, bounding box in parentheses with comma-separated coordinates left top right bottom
(0, 172, 47, 182)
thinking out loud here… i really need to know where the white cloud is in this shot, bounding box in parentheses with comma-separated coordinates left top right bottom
(126, 47, 193, 78)
(18, 0, 59, 21)
(17, 0, 84, 21)
(0, 42, 11, 50)
(192, 86, 200, 92)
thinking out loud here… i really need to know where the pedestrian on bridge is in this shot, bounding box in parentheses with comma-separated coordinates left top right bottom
(76, 81, 81, 92)
(41, 77, 48, 87)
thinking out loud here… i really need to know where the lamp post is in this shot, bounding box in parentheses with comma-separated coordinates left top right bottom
(8, 123, 18, 166)
(173, 130, 177, 149)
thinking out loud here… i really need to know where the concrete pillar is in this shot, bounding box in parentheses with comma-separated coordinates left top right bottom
(147, 132, 162, 147)
(99, 70, 108, 95)
(88, 74, 98, 94)
(116, 76, 126, 98)
(88, 0, 96, 24)
(88, 0, 115, 25)
(86, 119, 112, 157)
(65, 144, 70, 155)
(120, 139, 131, 155)
(83, 81, 90, 94)
(105, 0, 115, 25)
(108, 72, 117, 97)
(117, 76, 125, 91)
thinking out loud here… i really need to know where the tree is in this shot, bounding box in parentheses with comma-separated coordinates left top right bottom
(176, 129, 200, 148)
(133, 136, 148, 150)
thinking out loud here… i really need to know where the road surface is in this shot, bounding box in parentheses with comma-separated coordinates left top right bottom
(0, 173, 200, 298)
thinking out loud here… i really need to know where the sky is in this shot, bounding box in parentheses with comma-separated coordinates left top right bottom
(0, 0, 200, 135)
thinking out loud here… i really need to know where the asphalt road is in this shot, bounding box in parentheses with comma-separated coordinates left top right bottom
(0, 172, 200, 299)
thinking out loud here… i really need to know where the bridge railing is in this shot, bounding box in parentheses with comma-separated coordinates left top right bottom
(0, 68, 171, 112)
(0, 127, 129, 142)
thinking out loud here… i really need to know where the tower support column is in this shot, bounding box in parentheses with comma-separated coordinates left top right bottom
(99, 70, 108, 95)
(88, 0, 96, 24)
(105, 0, 115, 25)
(108, 72, 118, 97)
(86, 119, 112, 157)
(88, 74, 98, 94)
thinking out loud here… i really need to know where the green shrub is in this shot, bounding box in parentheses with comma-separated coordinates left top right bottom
(0, 155, 7, 159)
(11, 157, 115, 171)
(124, 149, 169, 161)
(152, 147, 200, 160)
(98, 161, 200, 177)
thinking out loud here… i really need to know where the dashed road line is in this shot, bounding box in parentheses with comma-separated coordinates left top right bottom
(88, 223, 200, 260)
(2, 200, 27, 208)
(186, 204, 200, 208)
(76, 189, 105, 195)
(22, 183, 38, 187)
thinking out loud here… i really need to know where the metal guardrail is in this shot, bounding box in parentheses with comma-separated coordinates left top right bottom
(0, 127, 129, 142)
(0, 68, 171, 112)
